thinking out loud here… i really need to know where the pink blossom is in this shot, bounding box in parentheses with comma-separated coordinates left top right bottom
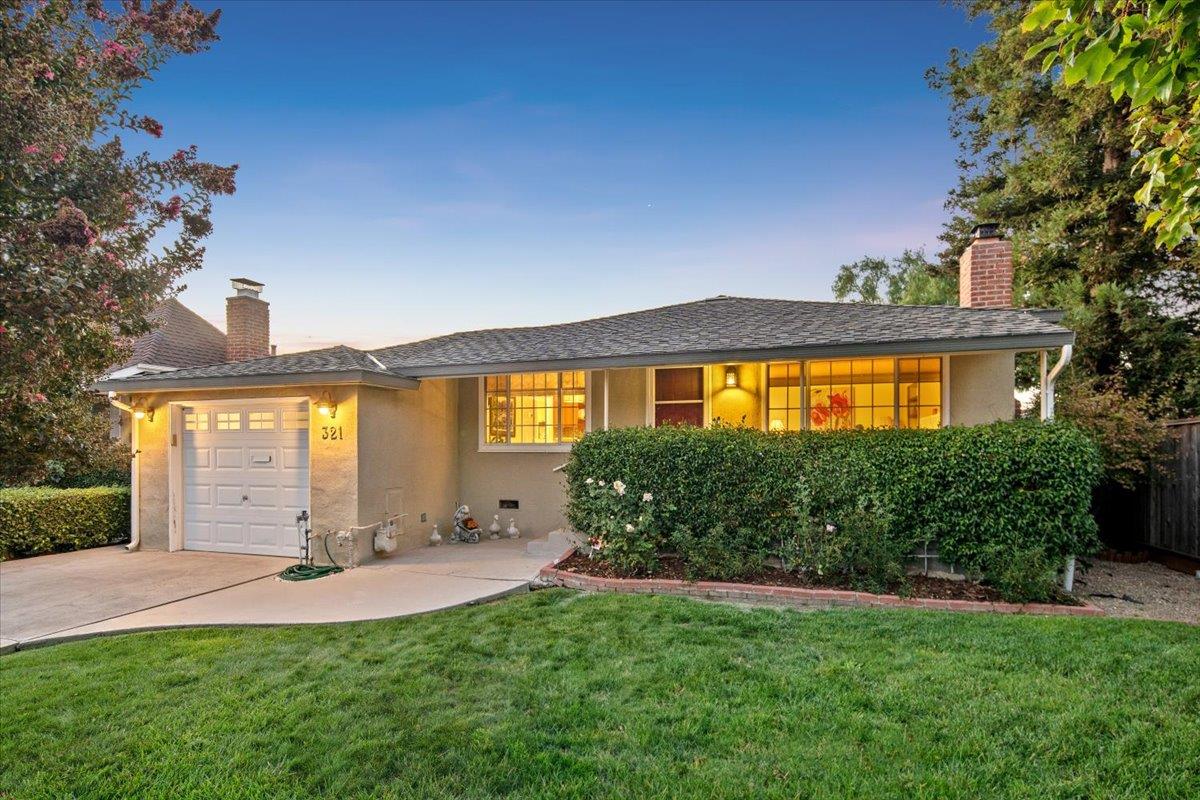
(43, 68, 55, 80)
(22, 144, 39, 154)
(51, 150, 65, 164)
(33, 393, 47, 403)
(75, 54, 88, 69)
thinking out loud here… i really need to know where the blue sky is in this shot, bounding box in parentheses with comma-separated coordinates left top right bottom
(138, 1, 989, 352)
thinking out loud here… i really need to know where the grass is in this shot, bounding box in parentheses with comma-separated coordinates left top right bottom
(1, 591, 1198, 799)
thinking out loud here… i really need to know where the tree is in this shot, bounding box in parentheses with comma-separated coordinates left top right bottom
(832, 249, 956, 305)
(1023, 0, 1200, 249)
(923, 0, 1199, 417)
(1, 0, 235, 485)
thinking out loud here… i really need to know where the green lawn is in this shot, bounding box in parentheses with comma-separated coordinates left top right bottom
(2, 591, 1197, 799)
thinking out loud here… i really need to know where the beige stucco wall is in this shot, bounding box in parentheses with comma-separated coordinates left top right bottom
(949, 352, 1017, 426)
(129, 385, 360, 555)
(356, 380, 459, 555)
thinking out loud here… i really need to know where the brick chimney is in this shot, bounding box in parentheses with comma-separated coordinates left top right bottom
(225, 278, 270, 361)
(958, 223, 1013, 309)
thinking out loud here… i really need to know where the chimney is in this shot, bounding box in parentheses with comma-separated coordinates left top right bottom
(958, 223, 1013, 309)
(225, 278, 270, 361)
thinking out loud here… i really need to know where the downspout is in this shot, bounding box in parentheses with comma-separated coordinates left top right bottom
(1038, 345, 1075, 590)
(107, 392, 140, 551)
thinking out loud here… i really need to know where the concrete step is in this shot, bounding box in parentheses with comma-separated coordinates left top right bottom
(526, 529, 582, 558)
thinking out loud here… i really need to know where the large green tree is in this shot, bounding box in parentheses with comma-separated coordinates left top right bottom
(1, 0, 235, 485)
(838, 0, 1199, 420)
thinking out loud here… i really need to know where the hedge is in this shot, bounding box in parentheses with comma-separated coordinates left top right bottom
(564, 421, 1102, 591)
(0, 486, 131, 560)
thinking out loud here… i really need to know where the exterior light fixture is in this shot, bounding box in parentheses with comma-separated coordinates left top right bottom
(132, 405, 154, 422)
(315, 394, 337, 419)
(725, 366, 738, 388)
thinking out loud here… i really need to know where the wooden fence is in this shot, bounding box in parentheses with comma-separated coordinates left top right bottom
(1138, 418, 1200, 560)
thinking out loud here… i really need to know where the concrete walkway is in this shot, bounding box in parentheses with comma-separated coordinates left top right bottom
(3, 538, 565, 652)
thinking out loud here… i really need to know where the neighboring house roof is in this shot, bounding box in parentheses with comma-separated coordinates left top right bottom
(109, 298, 228, 372)
(94, 295, 1074, 391)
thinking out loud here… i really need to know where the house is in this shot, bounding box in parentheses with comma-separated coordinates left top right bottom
(94, 226, 1074, 562)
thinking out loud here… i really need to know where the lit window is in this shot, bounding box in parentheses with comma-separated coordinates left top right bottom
(653, 367, 704, 427)
(766, 363, 803, 432)
(184, 411, 209, 432)
(484, 372, 587, 445)
(807, 358, 897, 431)
(898, 358, 942, 429)
(281, 409, 308, 430)
(247, 411, 275, 430)
(215, 411, 241, 431)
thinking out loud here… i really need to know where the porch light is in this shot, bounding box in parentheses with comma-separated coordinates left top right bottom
(724, 366, 738, 388)
(315, 395, 337, 419)
(132, 405, 154, 422)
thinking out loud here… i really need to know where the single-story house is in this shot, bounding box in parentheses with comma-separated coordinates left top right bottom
(94, 226, 1075, 562)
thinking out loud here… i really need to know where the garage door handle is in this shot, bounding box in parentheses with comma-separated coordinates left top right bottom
(242, 494, 249, 502)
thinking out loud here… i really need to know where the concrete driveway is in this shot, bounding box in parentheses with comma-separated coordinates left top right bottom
(2, 537, 569, 652)
(1, 546, 288, 650)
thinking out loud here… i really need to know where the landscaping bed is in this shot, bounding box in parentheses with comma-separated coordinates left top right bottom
(553, 552, 1083, 604)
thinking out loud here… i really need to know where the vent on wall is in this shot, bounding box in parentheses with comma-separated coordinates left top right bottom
(499, 499, 519, 510)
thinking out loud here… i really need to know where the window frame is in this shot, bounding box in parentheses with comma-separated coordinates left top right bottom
(477, 372, 592, 453)
(761, 355, 950, 431)
(644, 365, 712, 427)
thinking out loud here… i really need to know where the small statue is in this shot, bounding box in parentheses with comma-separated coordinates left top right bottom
(489, 514, 502, 540)
(429, 524, 442, 547)
(451, 504, 481, 544)
(506, 518, 520, 539)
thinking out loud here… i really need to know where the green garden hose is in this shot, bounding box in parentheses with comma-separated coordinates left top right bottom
(278, 531, 345, 581)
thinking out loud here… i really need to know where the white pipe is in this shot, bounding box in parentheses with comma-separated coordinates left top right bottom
(1041, 344, 1073, 421)
(603, 369, 609, 431)
(107, 392, 140, 551)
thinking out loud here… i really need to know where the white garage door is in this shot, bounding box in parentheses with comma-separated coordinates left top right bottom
(182, 399, 309, 557)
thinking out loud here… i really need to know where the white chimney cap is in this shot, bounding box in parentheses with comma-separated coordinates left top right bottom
(230, 277, 265, 298)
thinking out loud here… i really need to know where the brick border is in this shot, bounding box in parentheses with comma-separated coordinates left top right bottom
(539, 555, 1103, 617)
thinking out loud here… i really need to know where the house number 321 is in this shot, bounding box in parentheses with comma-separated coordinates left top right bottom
(321, 426, 343, 441)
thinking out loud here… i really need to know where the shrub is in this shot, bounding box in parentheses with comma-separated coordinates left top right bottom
(984, 546, 1060, 604)
(672, 523, 767, 581)
(564, 420, 1102, 600)
(0, 486, 130, 560)
(575, 479, 662, 575)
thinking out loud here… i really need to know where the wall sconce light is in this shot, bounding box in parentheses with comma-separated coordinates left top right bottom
(132, 405, 154, 422)
(724, 366, 738, 389)
(315, 394, 337, 419)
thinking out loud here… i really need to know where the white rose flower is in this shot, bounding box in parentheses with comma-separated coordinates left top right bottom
(612, 480, 626, 495)
(825, 523, 837, 533)
(598, 480, 606, 487)
(642, 492, 653, 502)
(625, 523, 635, 533)
(585, 477, 594, 485)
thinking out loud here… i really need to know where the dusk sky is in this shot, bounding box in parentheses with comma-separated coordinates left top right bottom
(141, 1, 991, 353)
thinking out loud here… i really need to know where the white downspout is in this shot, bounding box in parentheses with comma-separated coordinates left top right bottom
(107, 392, 140, 551)
(1039, 345, 1075, 590)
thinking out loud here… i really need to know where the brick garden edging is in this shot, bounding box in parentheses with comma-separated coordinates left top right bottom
(538, 556, 1104, 618)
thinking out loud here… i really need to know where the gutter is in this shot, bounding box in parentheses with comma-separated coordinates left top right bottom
(107, 393, 140, 552)
(92, 368, 419, 394)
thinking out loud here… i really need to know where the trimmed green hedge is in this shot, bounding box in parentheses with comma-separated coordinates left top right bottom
(0, 486, 130, 560)
(564, 421, 1102, 593)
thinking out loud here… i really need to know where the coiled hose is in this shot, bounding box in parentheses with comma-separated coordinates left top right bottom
(279, 531, 345, 581)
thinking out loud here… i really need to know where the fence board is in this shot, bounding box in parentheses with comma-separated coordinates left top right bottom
(1138, 419, 1200, 559)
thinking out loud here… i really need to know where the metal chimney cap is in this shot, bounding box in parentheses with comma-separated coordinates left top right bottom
(230, 277, 265, 298)
(970, 222, 1002, 240)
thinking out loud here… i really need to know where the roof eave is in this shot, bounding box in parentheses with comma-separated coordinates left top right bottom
(92, 369, 420, 393)
(393, 331, 1076, 378)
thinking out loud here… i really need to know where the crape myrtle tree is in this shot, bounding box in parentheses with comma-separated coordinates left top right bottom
(833, 0, 1197, 488)
(0, 0, 235, 485)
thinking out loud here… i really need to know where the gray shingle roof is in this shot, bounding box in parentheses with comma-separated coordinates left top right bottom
(113, 298, 228, 370)
(96, 296, 1072, 389)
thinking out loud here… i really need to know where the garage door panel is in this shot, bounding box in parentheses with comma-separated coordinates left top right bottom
(280, 447, 306, 470)
(182, 400, 308, 558)
(214, 447, 245, 469)
(185, 448, 211, 468)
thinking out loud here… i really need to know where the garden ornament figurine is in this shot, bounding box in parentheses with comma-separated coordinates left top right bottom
(429, 524, 442, 547)
(452, 504, 481, 543)
(489, 514, 502, 540)
(506, 518, 520, 539)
